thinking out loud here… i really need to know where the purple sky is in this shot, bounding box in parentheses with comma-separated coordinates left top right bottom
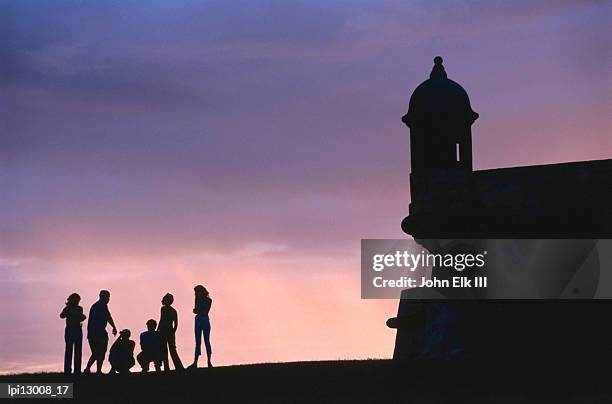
(1, 0, 610, 373)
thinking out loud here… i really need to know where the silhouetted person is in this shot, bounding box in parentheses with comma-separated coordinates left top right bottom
(158, 293, 184, 371)
(188, 285, 213, 369)
(137, 319, 162, 372)
(84, 290, 118, 374)
(109, 329, 135, 374)
(60, 293, 86, 374)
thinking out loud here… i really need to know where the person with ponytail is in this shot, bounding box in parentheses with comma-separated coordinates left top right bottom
(188, 285, 213, 369)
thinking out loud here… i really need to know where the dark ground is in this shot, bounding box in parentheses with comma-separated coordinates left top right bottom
(1, 358, 610, 403)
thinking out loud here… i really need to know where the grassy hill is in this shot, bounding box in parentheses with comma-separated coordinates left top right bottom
(1, 358, 610, 403)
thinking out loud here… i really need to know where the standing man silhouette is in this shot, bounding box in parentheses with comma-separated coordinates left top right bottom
(84, 290, 118, 373)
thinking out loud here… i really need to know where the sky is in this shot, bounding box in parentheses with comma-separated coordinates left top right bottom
(1, 0, 610, 373)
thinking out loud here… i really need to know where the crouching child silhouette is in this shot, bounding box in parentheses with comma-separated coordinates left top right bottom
(109, 329, 135, 374)
(60, 293, 87, 374)
(137, 319, 163, 372)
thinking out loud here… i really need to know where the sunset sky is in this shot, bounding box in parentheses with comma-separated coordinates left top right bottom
(1, 0, 610, 373)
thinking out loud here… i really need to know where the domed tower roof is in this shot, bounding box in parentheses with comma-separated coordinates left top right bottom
(402, 57, 478, 128)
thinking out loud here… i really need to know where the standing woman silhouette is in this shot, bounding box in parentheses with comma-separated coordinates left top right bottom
(60, 293, 86, 374)
(189, 285, 213, 368)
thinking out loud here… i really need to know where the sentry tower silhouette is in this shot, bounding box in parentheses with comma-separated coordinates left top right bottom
(401, 57, 611, 239)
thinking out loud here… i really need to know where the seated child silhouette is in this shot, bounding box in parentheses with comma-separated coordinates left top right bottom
(109, 329, 135, 374)
(137, 319, 163, 372)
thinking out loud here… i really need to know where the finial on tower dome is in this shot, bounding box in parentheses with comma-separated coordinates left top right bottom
(430, 56, 447, 79)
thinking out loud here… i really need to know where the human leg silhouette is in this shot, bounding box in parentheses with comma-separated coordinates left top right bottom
(84, 354, 95, 373)
(74, 330, 82, 374)
(159, 334, 169, 371)
(137, 352, 150, 372)
(64, 328, 74, 374)
(84, 337, 96, 373)
(203, 320, 212, 367)
(85, 336, 107, 373)
(190, 317, 204, 368)
(95, 338, 106, 373)
(137, 351, 160, 372)
(166, 332, 184, 370)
